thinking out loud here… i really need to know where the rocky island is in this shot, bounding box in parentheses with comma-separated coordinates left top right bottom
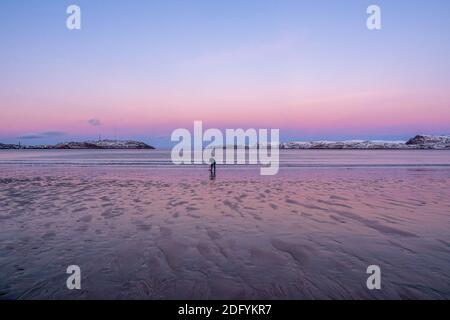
(280, 135, 450, 150)
(0, 139, 155, 150)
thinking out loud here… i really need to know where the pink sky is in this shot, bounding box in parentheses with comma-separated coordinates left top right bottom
(1, 1, 450, 145)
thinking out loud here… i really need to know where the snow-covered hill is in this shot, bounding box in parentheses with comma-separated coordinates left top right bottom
(280, 135, 450, 150)
(53, 140, 155, 149)
(406, 135, 450, 149)
(0, 140, 154, 149)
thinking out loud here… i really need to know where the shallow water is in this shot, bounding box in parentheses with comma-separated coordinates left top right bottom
(1, 149, 450, 168)
(0, 151, 449, 299)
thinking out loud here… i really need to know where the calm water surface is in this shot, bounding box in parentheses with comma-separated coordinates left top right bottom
(1, 149, 449, 168)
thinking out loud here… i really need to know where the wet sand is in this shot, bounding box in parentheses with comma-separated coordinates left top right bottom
(0, 166, 449, 299)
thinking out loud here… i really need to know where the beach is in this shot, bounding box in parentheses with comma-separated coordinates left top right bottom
(0, 150, 449, 299)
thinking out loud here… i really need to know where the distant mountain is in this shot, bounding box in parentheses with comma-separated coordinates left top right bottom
(0, 140, 155, 150)
(53, 140, 154, 149)
(0, 143, 22, 149)
(2, 135, 450, 150)
(280, 135, 450, 150)
(406, 135, 450, 149)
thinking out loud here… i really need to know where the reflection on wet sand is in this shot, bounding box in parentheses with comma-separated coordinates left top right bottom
(0, 166, 449, 299)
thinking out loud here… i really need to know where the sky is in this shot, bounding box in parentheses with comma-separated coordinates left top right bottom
(1, 0, 450, 147)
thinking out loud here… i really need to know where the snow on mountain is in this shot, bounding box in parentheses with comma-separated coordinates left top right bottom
(0, 140, 155, 149)
(53, 140, 155, 149)
(2, 135, 449, 150)
(405, 135, 450, 149)
(280, 135, 450, 150)
(0, 143, 22, 149)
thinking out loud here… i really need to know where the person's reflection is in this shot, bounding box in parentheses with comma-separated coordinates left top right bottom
(209, 171, 216, 180)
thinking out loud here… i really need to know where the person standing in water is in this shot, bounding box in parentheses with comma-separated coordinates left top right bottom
(209, 157, 216, 175)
